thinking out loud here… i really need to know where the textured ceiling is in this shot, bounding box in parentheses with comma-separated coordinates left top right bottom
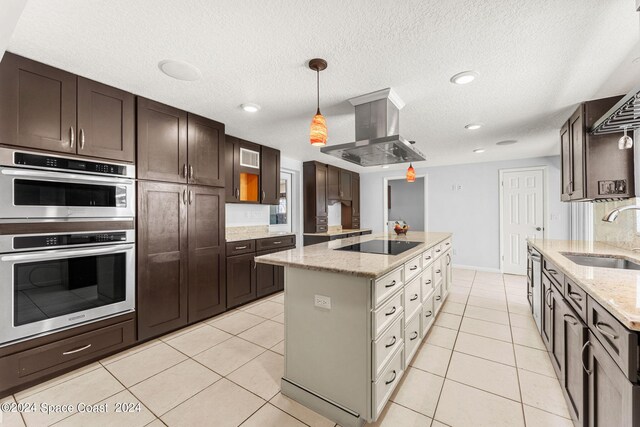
(8, 0, 640, 172)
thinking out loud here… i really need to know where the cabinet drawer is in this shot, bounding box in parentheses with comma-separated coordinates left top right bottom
(543, 258, 564, 293)
(315, 225, 328, 233)
(404, 275, 422, 321)
(316, 216, 328, 225)
(442, 238, 452, 251)
(433, 283, 444, 314)
(373, 347, 404, 419)
(422, 298, 435, 337)
(373, 291, 404, 340)
(564, 278, 587, 321)
(421, 265, 434, 302)
(433, 244, 444, 258)
(374, 267, 403, 308)
(587, 297, 639, 381)
(422, 248, 434, 266)
(256, 235, 296, 251)
(433, 258, 443, 286)
(372, 316, 403, 380)
(226, 239, 256, 256)
(404, 254, 422, 283)
(404, 312, 421, 367)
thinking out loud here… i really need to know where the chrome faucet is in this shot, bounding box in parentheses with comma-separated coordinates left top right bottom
(602, 205, 640, 222)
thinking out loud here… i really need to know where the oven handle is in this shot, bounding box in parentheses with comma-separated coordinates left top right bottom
(1, 168, 134, 185)
(1, 244, 134, 262)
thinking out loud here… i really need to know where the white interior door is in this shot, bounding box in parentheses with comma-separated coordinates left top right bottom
(501, 169, 545, 275)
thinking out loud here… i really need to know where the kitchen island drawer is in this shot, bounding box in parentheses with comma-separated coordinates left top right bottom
(372, 316, 403, 379)
(543, 258, 564, 293)
(256, 235, 296, 251)
(421, 298, 435, 337)
(373, 291, 404, 339)
(373, 346, 404, 420)
(422, 248, 434, 266)
(433, 244, 444, 258)
(374, 267, 403, 307)
(404, 312, 421, 367)
(404, 275, 422, 321)
(442, 238, 452, 251)
(421, 265, 434, 302)
(226, 239, 256, 256)
(404, 254, 422, 283)
(565, 277, 587, 321)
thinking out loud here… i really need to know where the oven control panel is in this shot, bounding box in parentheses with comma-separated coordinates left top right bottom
(14, 152, 127, 176)
(14, 232, 128, 250)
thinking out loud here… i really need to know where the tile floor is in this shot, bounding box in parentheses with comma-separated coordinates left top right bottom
(1, 269, 572, 427)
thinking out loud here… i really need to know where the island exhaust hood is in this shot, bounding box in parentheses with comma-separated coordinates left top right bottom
(320, 88, 425, 166)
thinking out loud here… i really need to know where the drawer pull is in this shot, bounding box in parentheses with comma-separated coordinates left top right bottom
(435, 295, 441, 301)
(547, 269, 558, 275)
(410, 294, 419, 302)
(385, 336, 397, 348)
(273, 241, 282, 245)
(595, 321, 619, 340)
(435, 269, 441, 274)
(563, 313, 578, 326)
(409, 331, 419, 341)
(235, 246, 248, 250)
(446, 242, 450, 246)
(425, 279, 432, 285)
(424, 256, 432, 260)
(581, 341, 592, 375)
(409, 266, 418, 271)
(385, 306, 397, 317)
(385, 370, 397, 385)
(568, 291, 583, 302)
(424, 310, 433, 318)
(385, 280, 397, 289)
(436, 249, 441, 253)
(62, 344, 92, 356)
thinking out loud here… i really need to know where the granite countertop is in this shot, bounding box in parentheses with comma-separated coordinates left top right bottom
(303, 228, 372, 237)
(529, 238, 640, 331)
(226, 230, 295, 243)
(255, 231, 451, 278)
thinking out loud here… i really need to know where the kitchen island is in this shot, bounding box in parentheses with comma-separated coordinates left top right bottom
(255, 231, 453, 426)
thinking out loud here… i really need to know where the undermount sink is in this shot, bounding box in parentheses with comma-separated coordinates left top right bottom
(561, 253, 640, 270)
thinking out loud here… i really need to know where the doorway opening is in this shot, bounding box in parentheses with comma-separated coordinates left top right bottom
(382, 175, 428, 232)
(270, 171, 293, 233)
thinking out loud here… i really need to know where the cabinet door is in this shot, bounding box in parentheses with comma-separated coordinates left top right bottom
(260, 146, 280, 205)
(327, 165, 340, 201)
(226, 253, 256, 308)
(225, 136, 239, 202)
(560, 121, 572, 201)
(569, 107, 585, 200)
(137, 97, 187, 183)
(137, 181, 188, 340)
(187, 113, 225, 187)
(316, 164, 328, 217)
(188, 186, 225, 322)
(275, 264, 285, 292)
(550, 288, 564, 379)
(77, 77, 134, 162)
(352, 174, 360, 216)
(237, 140, 261, 203)
(542, 274, 553, 351)
(562, 304, 588, 426)
(256, 249, 277, 298)
(340, 169, 352, 201)
(0, 53, 76, 154)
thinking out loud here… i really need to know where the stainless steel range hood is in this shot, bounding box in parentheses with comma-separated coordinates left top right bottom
(321, 88, 425, 166)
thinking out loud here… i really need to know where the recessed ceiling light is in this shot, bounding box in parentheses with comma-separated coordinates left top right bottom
(496, 139, 518, 146)
(450, 71, 478, 85)
(473, 148, 485, 153)
(158, 60, 202, 81)
(241, 103, 261, 113)
(381, 165, 390, 169)
(465, 123, 483, 130)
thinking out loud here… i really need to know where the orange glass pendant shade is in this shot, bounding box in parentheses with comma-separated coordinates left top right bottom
(406, 163, 416, 182)
(310, 109, 328, 146)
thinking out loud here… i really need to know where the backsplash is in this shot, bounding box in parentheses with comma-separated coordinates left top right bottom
(328, 203, 342, 226)
(593, 198, 640, 250)
(225, 204, 270, 227)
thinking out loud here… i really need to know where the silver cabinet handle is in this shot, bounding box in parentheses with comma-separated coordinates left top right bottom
(446, 254, 451, 266)
(62, 344, 92, 355)
(385, 306, 397, 317)
(235, 188, 240, 199)
(568, 291, 583, 302)
(424, 255, 432, 260)
(595, 321, 619, 340)
(385, 370, 397, 385)
(182, 189, 187, 205)
(529, 254, 541, 261)
(1, 244, 133, 262)
(435, 295, 441, 301)
(409, 331, 419, 341)
(262, 191, 266, 200)
(436, 269, 441, 274)
(353, 207, 355, 215)
(273, 241, 282, 245)
(183, 164, 188, 178)
(563, 313, 578, 326)
(425, 279, 432, 285)
(188, 190, 193, 205)
(69, 126, 75, 148)
(436, 249, 441, 253)
(424, 310, 433, 317)
(235, 246, 247, 250)
(79, 128, 85, 149)
(385, 336, 397, 348)
(547, 269, 558, 275)
(536, 227, 542, 231)
(581, 341, 592, 375)
(385, 280, 397, 289)
(410, 294, 419, 302)
(189, 164, 194, 180)
(409, 266, 418, 271)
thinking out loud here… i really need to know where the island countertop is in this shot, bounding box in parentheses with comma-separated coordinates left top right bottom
(255, 231, 452, 278)
(529, 238, 640, 331)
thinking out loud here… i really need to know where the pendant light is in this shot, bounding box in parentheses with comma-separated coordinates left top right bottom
(308, 58, 328, 146)
(406, 163, 416, 182)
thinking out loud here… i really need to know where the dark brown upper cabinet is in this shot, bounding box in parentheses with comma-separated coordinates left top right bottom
(225, 135, 240, 202)
(560, 96, 635, 202)
(340, 169, 353, 201)
(261, 145, 280, 205)
(187, 113, 225, 187)
(0, 53, 134, 162)
(341, 173, 360, 229)
(303, 161, 329, 233)
(327, 165, 341, 202)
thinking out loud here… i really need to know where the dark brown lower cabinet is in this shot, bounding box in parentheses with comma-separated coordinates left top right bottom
(561, 302, 588, 426)
(542, 273, 553, 350)
(226, 253, 257, 309)
(550, 287, 564, 379)
(256, 249, 285, 298)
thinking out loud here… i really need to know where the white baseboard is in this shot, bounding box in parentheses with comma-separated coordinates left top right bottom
(452, 264, 502, 274)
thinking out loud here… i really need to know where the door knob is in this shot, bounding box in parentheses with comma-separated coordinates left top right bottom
(536, 227, 542, 231)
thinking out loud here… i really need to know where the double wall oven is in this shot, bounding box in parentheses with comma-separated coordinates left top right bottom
(0, 147, 136, 346)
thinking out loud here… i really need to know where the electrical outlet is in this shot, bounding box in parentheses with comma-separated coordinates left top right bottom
(314, 294, 331, 309)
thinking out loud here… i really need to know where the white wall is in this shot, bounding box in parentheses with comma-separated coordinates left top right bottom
(0, 0, 26, 61)
(361, 156, 569, 271)
(388, 177, 425, 231)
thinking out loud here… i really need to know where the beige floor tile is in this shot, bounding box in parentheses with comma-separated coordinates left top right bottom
(144, 419, 166, 427)
(424, 326, 458, 349)
(446, 293, 468, 304)
(244, 301, 285, 319)
(512, 326, 546, 350)
(100, 340, 162, 366)
(505, 285, 527, 297)
(390, 367, 444, 417)
(449, 285, 470, 295)
(207, 310, 266, 335)
(270, 292, 285, 304)
(441, 301, 465, 316)
(469, 288, 506, 300)
(454, 332, 515, 366)
(509, 312, 537, 329)
(1, 395, 25, 427)
(514, 344, 556, 378)
(467, 295, 508, 311)
(518, 369, 570, 418)
(503, 274, 526, 285)
(271, 312, 285, 324)
(472, 282, 505, 292)
(508, 301, 533, 315)
(105, 342, 187, 387)
(411, 343, 452, 377)
(18, 367, 124, 426)
(161, 378, 264, 427)
(434, 312, 462, 330)
(15, 362, 101, 400)
(238, 299, 269, 311)
(367, 402, 432, 426)
(242, 403, 305, 427)
(459, 317, 512, 342)
(464, 305, 510, 325)
(474, 272, 504, 284)
(435, 380, 525, 427)
(227, 351, 284, 400)
(270, 393, 335, 427)
(507, 294, 530, 305)
(194, 336, 265, 376)
(452, 268, 476, 281)
(451, 279, 472, 289)
(129, 359, 221, 416)
(159, 323, 206, 342)
(164, 324, 232, 357)
(446, 352, 520, 401)
(523, 404, 574, 427)
(238, 320, 284, 348)
(53, 390, 155, 427)
(271, 340, 285, 355)
(431, 421, 448, 427)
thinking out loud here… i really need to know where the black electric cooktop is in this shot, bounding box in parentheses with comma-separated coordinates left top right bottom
(335, 239, 422, 255)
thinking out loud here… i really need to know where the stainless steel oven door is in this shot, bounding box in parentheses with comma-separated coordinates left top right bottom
(0, 167, 135, 219)
(0, 243, 135, 345)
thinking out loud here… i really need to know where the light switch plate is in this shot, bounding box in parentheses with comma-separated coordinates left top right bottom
(314, 294, 331, 309)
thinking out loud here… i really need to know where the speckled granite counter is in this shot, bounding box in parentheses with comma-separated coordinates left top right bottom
(303, 228, 372, 237)
(226, 230, 295, 242)
(529, 238, 640, 331)
(255, 231, 451, 278)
